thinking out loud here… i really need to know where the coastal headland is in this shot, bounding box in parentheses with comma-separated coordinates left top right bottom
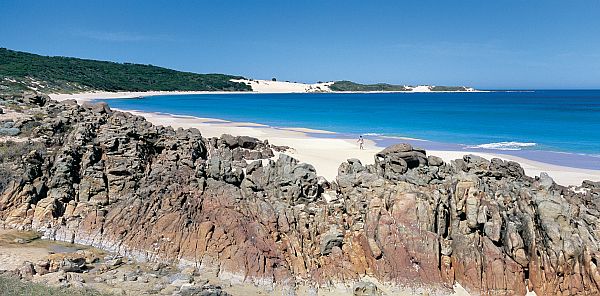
(1, 93, 599, 296)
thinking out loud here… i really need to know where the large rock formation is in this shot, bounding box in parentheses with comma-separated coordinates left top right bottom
(1, 94, 600, 295)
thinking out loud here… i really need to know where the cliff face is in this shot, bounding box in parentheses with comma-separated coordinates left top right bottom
(1, 94, 599, 295)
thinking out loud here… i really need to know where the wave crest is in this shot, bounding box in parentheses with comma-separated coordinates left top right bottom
(468, 141, 537, 151)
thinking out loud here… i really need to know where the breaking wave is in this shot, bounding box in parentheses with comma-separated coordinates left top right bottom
(468, 141, 537, 151)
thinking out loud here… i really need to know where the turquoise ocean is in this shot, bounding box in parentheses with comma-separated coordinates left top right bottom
(96, 90, 600, 170)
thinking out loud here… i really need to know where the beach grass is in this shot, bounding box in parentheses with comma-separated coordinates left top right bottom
(0, 275, 111, 296)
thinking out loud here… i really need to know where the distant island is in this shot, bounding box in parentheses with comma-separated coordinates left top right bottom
(0, 48, 475, 94)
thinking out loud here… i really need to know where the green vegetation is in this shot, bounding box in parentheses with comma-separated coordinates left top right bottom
(329, 80, 409, 92)
(0, 48, 251, 94)
(0, 140, 46, 163)
(0, 275, 111, 296)
(429, 86, 470, 91)
(330, 80, 471, 92)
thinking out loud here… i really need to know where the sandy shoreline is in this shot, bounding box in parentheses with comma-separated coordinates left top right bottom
(48, 92, 600, 187)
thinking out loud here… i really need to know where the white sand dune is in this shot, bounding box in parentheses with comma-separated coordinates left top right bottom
(231, 79, 334, 93)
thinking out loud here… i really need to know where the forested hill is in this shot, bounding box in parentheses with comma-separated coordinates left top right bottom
(0, 48, 251, 94)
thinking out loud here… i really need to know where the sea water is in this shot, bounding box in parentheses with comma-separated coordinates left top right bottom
(96, 90, 600, 170)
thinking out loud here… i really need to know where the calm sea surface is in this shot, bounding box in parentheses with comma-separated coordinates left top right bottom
(96, 90, 600, 169)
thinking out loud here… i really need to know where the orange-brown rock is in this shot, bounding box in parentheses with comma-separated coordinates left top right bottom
(1, 94, 599, 295)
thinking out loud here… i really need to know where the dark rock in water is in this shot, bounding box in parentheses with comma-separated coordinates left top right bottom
(0, 127, 20, 136)
(1, 93, 599, 296)
(0, 108, 3, 114)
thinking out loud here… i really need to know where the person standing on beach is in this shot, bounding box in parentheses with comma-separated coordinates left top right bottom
(357, 135, 365, 150)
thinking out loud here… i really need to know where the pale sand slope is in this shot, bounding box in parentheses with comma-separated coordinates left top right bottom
(231, 79, 334, 93)
(125, 110, 599, 187)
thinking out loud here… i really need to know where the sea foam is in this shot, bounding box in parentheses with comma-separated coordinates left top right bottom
(468, 141, 537, 151)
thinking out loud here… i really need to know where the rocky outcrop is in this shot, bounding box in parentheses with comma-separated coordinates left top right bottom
(1, 94, 600, 295)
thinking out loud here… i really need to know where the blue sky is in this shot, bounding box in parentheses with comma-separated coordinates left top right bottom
(1, 0, 599, 89)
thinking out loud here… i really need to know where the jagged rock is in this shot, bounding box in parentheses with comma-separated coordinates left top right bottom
(489, 158, 525, 178)
(374, 143, 428, 180)
(220, 134, 239, 148)
(22, 93, 49, 106)
(320, 227, 344, 255)
(47, 253, 87, 273)
(245, 153, 320, 203)
(538, 172, 554, 189)
(427, 155, 444, 166)
(463, 154, 490, 169)
(237, 135, 259, 149)
(220, 134, 260, 149)
(1, 94, 599, 296)
(582, 179, 600, 190)
(81, 101, 112, 114)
